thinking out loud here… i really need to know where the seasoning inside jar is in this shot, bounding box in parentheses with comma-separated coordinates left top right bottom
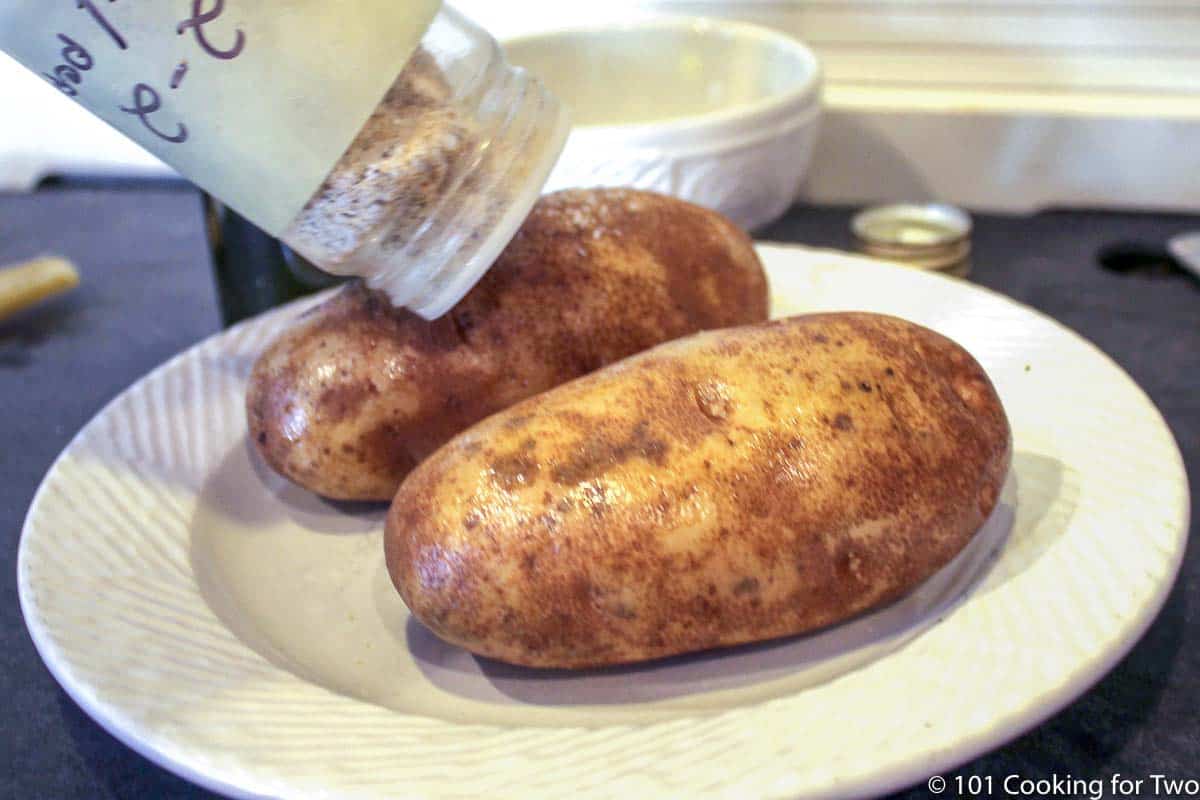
(851, 203, 973, 278)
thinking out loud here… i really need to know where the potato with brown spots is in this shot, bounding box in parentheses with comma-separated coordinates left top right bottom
(386, 313, 1011, 669)
(246, 188, 768, 500)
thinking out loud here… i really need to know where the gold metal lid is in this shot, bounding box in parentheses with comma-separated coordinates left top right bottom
(851, 203, 973, 276)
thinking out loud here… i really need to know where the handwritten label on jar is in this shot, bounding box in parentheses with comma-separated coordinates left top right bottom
(0, 1, 442, 235)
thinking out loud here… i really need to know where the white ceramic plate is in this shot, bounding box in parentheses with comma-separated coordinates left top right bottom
(19, 244, 1189, 800)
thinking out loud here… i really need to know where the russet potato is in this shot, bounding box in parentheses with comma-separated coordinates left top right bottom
(386, 313, 1011, 669)
(246, 188, 768, 500)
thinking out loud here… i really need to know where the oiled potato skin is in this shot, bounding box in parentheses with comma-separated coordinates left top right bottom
(386, 313, 1011, 669)
(246, 188, 767, 500)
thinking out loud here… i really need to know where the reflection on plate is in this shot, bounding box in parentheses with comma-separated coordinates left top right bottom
(19, 245, 1188, 799)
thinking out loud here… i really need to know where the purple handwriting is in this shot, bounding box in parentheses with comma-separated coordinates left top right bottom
(177, 0, 245, 60)
(76, 0, 127, 50)
(43, 1, 247, 145)
(42, 34, 93, 97)
(120, 83, 189, 143)
(170, 61, 189, 89)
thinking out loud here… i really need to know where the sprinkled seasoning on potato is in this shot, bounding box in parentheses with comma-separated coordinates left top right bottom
(247, 188, 768, 501)
(386, 313, 1011, 669)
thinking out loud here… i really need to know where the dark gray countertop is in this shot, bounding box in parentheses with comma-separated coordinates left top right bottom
(2, 187, 1196, 799)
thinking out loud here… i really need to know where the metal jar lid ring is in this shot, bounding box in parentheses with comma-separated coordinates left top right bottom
(851, 203, 973, 277)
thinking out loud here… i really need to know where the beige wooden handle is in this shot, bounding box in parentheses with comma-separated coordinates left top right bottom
(0, 256, 80, 322)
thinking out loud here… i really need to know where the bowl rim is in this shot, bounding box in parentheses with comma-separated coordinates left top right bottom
(502, 16, 823, 143)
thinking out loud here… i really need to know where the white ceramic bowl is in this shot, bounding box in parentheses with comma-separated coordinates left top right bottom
(504, 18, 822, 231)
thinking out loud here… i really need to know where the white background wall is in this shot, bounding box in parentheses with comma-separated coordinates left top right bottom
(450, 0, 1200, 211)
(4, 1, 1199, 210)
(454, 0, 1200, 100)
